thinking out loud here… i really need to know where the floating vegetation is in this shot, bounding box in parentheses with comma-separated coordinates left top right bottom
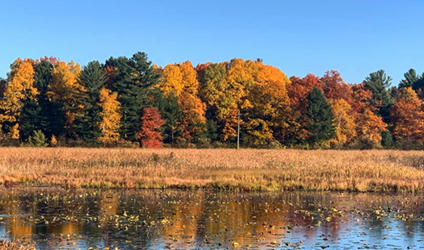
(0, 238, 36, 250)
(0, 188, 424, 249)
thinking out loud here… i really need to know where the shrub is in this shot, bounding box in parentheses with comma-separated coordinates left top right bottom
(28, 130, 48, 147)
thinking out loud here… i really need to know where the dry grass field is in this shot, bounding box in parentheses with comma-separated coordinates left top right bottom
(1, 147, 424, 192)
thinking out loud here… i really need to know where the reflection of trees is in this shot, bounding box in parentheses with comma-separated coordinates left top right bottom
(0, 189, 87, 244)
(8, 217, 34, 240)
(190, 193, 291, 247)
(2, 189, 424, 249)
(99, 192, 119, 216)
(160, 192, 204, 249)
(48, 223, 82, 235)
(3, 192, 35, 240)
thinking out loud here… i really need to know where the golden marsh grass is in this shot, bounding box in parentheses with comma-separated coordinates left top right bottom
(1, 148, 424, 192)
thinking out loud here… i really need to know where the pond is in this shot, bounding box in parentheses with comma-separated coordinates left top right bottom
(1, 188, 424, 249)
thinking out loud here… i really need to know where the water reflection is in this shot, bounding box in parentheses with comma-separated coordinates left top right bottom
(0, 188, 424, 249)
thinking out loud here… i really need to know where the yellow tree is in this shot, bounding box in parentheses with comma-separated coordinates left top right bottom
(226, 58, 255, 110)
(390, 87, 424, 141)
(179, 61, 206, 141)
(98, 88, 121, 145)
(198, 62, 236, 141)
(356, 108, 387, 145)
(47, 61, 84, 137)
(330, 99, 357, 145)
(158, 64, 183, 97)
(158, 61, 206, 142)
(0, 58, 37, 138)
(218, 59, 256, 141)
(245, 61, 291, 145)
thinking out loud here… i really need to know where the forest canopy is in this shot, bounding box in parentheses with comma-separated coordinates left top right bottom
(0, 53, 421, 149)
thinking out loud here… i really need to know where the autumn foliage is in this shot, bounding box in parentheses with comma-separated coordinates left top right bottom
(0, 52, 421, 149)
(98, 88, 121, 145)
(391, 87, 424, 142)
(136, 107, 166, 148)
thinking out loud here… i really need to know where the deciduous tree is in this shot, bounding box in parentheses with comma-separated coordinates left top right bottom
(179, 61, 206, 141)
(47, 60, 84, 138)
(351, 83, 387, 147)
(356, 108, 387, 147)
(98, 88, 121, 145)
(321, 70, 351, 103)
(390, 87, 424, 141)
(0, 58, 37, 139)
(159, 61, 206, 142)
(199, 63, 236, 141)
(136, 107, 166, 148)
(330, 99, 356, 145)
(286, 74, 323, 143)
(245, 61, 291, 146)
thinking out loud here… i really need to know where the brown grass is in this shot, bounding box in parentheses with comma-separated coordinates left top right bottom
(1, 148, 424, 192)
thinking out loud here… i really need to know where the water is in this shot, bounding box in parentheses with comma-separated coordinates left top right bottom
(1, 188, 424, 249)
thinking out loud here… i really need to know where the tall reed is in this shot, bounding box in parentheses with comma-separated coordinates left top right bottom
(1, 148, 424, 192)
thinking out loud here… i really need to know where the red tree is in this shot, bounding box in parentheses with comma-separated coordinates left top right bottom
(136, 108, 166, 148)
(320, 70, 352, 103)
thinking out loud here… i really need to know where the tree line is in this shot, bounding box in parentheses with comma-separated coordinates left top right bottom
(0, 52, 422, 149)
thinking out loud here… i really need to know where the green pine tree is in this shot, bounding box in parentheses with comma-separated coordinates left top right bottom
(363, 70, 395, 123)
(151, 89, 183, 144)
(306, 87, 335, 146)
(73, 61, 106, 143)
(20, 99, 44, 141)
(20, 60, 66, 141)
(105, 52, 159, 141)
(28, 130, 48, 147)
(399, 68, 424, 95)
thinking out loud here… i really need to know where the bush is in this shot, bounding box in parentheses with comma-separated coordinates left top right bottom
(381, 131, 394, 148)
(28, 130, 48, 147)
(395, 138, 424, 150)
(268, 140, 284, 149)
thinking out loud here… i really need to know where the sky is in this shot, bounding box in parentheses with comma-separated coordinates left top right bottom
(1, 0, 424, 85)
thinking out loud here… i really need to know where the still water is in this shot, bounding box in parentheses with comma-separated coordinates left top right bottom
(1, 188, 424, 249)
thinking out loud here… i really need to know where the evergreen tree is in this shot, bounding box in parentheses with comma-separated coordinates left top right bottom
(363, 70, 394, 123)
(306, 87, 335, 145)
(151, 89, 183, 144)
(0, 78, 5, 99)
(399, 68, 424, 89)
(105, 52, 159, 141)
(73, 61, 106, 143)
(27, 130, 48, 147)
(399, 69, 424, 98)
(381, 130, 393, 148)
(20, 99, 43, 141)
(20, 60, 65, 141)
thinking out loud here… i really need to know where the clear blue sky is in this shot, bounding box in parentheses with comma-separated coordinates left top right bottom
(1, 0, 424, 85)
